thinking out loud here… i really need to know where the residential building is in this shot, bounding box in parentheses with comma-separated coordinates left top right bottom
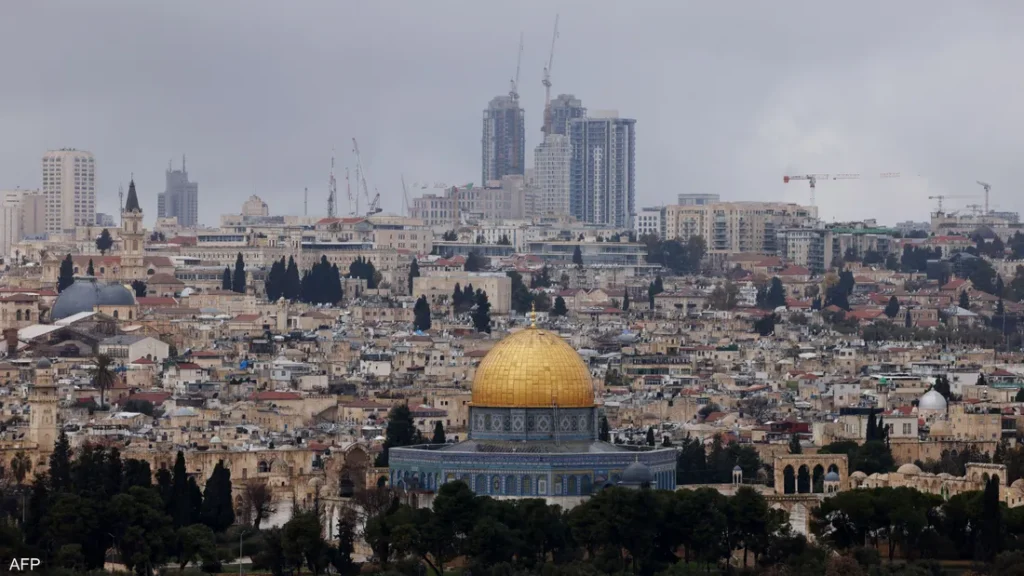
(776, 228, 833, 273)
(663, 201, 816, 261)
(482, 95, 525, 185)
(95, 213, 116, 227)
(533, 134, 572, 217)
(569, 112, 636, 228)
(99, 335, 171, 363)
(42, 149, 96, 233)
(409, 177, 526, 227)
(547, 94, 586, 136)
(157, 156, 199, 227)
(677, 193, 720, 206)
(635, 207, 663, 238)
(242, 195, 270, 218)
(21, 192, 45, 238)
(0, 191, 25, 257)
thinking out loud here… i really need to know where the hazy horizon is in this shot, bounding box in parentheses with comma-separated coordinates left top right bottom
(1, 1, 1021, 226)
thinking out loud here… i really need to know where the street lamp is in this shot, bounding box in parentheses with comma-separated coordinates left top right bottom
(239, 528, 247, 576)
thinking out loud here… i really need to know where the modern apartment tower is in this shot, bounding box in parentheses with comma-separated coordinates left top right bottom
(41, 149, 95, 234)
(157, 156, 199, 227)
(547, 94, 586, 136)
(482, 96, 525, 185)
(533, 134, 572, 217)
(569, 112, 636, 228)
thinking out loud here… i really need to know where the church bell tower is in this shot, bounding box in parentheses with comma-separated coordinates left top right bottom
(28, 358, 59, 452)
(121, 179, 145, 281)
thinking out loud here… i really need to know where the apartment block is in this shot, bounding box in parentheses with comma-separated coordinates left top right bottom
(42, 149, 95, 233)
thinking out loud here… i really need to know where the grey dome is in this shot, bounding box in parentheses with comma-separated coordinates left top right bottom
(620, 461, 654, 486)
(733, 465, 743, 472)
(36, 357, 51, 369)
(824, 471, 840, 482)
(919, 389, 948, 411)
(51, 277, 136, 320)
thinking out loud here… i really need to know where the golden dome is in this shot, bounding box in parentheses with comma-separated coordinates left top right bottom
(471, 328, 595, 408)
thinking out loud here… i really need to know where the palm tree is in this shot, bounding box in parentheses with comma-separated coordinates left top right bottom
(92, 354, 117, 409)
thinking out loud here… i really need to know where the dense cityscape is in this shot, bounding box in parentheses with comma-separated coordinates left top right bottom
(4, 4, 1024, 576)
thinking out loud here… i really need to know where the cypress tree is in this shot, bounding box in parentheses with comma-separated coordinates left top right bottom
(232, 252, 246, 293)
(221, 267, 232, 290)
(172, 451, 192, 528)
(200, 461, 235, 532)
(472, 289, 491, 333)
(622, 290, 630, 312)
(431, 421, 446, 444)
(49, 429, 72, 492)
(865, 410, 878, 442)
(413, 295, 431, 331)
(408, 257, 420, 294)
(284, 256, 301, 300)
(646, 427, 656, 446)
(57, 254, 75, 292)
(599, 415, 611, 442)
(330, 263, 344, 304)
(452, 282, 463, 310)
(86, 259, 95, 276)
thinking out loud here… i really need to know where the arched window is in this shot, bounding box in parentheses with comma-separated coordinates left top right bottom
(257, 461, 269, 473)
(113, 310, 119, 319)
(521, 476, 532, 495)
(100, 267, 105, 274)
(16, 310, 21, 322)
(129, 310, 133, 319)
(24, 310, 30, 321)
(505, 475, 516, 496)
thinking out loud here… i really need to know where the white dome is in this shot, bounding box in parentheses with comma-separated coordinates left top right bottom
(897, 463, 922, 475)
(919, 389, 948, 411)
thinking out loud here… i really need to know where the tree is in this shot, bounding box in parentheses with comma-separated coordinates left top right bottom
(284, 256, 301, 300)
(761, 277, 787, 309)
(531, 265, 552, 288)
(58, 254, 75, 292)
(464, 251, 486, 272)
(91, 354, 116, 408)
(241, 479, 276, 530)
(131, 280, 147, 297)
(232, 253, 246, 293)
(551, 296, 568, 317)
(753, 313, 777, 336)
(329, 510, 361, 576)
(96, 228, 114, 255)
(959, 290, 970, 309)
(408, 258, 420, 294)
(905, 307, 913, 328)
(221, 267, 232, 290)
(413, 295, 432, 331)
(622, 290, 630, 312)
(980, 475, 1003, 560)
(199, 460, 234, 533)
(86, 259, 95, 276)
(432, 421, 446, 444)
(788, 434, 802, 454)
(507, 270, 534, 314)
(177, 523, 217, 571)
(1016, 388, 1024, 402)
(572, 245, 583, 267)
(599, 415, 611, 442)
(884, 296, 900, 319)
(472, 289, 491, 333)
(282, 510, 328, 575)
(49, 429, 72, 492)
(375, 404, 424, 467)
(709, 282, 739, 310)
(265, 257, 285, 302)
(933, 375, 951, 400)
(646, 427, 656, 446)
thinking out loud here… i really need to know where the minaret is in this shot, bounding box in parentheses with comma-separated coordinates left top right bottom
(121, 178, 145, 281)
(28, 358, 59, 452)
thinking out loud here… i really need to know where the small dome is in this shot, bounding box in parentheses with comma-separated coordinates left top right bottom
(919, 389, 948, 411)
(36, 357, 52, 369)
(939, 473, 954, 479)
(1012, 479, 1024, 490)
(824, 471, 840, 482)
(897, 463, 922, 475)
(620, 461, 654, 486)
(850, 471, 868, 479)
(733, 465, 743, 472)
(51, 277, 136, 320)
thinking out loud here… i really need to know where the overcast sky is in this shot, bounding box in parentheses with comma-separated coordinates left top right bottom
(1, 1, 1022, 226)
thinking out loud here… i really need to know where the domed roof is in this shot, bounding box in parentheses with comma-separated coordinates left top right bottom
(733, 465, 743, 472)
(1012, 478, 1024, 490)
(919, 389, 948, 411)
(471, 328, 594, 408)
(620, 461, 654, 486)
(897, 463, 922, 475)
(36, 357, 51, 369)
(850, 471, 868, 479)
(51, 277, 136, 320)
(824, 471, 840, 482)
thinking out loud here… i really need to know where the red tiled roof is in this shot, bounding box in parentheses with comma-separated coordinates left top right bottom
(176, 362, 202, 370)
(131, 357, 156, 365)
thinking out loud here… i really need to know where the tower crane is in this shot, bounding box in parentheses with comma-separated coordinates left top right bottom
(327, 149, 337, 218)
(509, 33, 523, 103)
(783, 172, 902, 206)
(345, 168, 354, 215)
(401, 175, 410, 217)
(927, 195, 978, 213)
(541, 15, 560, 136)
(352, 138, 382, 216)
(976, 180, 992, 215)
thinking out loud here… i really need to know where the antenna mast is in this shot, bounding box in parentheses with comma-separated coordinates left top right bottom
(327, 150, 337, 218)
(304, 187, 308, 216)
(118, 184, 124, 227)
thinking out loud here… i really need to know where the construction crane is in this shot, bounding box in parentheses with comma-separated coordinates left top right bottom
(327, 149, 337, 218)
(783, 172, 902, 206)
(401, 175, 410, 217)
(345, 168, 354, 215)
(977, 180, 992, 215)
(928, 194, 978, 213)
(352, 138, 381, 216)
(509, 33, 523, 102)
(541, 15, 560, 136)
